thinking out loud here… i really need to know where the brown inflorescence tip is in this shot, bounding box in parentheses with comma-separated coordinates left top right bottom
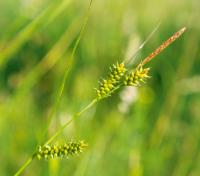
(141, 27, 187, 66)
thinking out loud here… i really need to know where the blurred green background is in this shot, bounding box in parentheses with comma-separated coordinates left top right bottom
(0, 0, 200, 175)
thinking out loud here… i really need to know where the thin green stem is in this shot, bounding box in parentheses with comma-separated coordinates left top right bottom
(14, 82, 121, 175)
(44, 98, 97, 146)
(14, 98, 97, 176)
(40, 0, 93, 143)
(14, 154, 35, 176)
(14, 1, 93, 175)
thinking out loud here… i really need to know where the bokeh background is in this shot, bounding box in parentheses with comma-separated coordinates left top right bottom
(0, 0, 200, 175)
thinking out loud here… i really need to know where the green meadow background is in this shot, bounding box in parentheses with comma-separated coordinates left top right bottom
(0, 0, 200, 175)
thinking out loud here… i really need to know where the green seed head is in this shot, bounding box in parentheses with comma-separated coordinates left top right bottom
(36, 140, 87, 160)
(124, 66, 150, 86)
(96, 62, 127, 99)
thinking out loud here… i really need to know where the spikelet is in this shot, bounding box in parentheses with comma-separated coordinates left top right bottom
(96, 62, 126, 99)
(141, 27, 186, 66)
(96, 28, 186, 97)
(124, 66, 150, 86)
(36, 140, 87, 160)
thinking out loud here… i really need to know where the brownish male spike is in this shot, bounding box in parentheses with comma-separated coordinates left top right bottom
(140, 27, 186, 66)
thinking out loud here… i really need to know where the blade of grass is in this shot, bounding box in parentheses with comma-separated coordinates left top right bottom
(40, 0, 93, 144)
(14, 1, 93, 175)
(15, 17, 80, 98)
(2, 16, 80, 130)
(125, 21, 161, 66)
(14, 98, 97, 176)
(0, 0, 72, 68)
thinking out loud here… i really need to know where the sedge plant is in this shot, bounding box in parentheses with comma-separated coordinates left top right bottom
(14, 0, 186, 173)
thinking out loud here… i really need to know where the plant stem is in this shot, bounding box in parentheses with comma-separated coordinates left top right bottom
(14, 154, 35, 176)
(14, 98, 97, 176)
(14, 1, 94, 175)
(40, 0, 93, 143)
(44, 98, 97, 146)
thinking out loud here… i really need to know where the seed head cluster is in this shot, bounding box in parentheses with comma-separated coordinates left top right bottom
(95, 28, 186, 99)
(36, 140, 87, 160)
(96, 62, 126, 99)
(124, 66, 150, 86)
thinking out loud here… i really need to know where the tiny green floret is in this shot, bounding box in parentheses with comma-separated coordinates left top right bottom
(36, 140, 87, 160)
(96, 62, 127, 99)
(124, 66, 150, 86)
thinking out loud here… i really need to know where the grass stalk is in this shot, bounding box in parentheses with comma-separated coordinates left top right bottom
(14, 0, 93, 175)
(14, 98, 96, 176)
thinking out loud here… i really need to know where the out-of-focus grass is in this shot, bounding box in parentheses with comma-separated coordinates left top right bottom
(0, 0, 73, 67)
(0, 0, 200, 175)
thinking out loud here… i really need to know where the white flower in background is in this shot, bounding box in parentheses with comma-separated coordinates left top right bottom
(118, 86, 138, 113)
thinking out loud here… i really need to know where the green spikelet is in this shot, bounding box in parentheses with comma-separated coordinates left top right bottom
(124, 66, 150, 86)
(96, 62, 127, 99)
(36, 140, 87, 160)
